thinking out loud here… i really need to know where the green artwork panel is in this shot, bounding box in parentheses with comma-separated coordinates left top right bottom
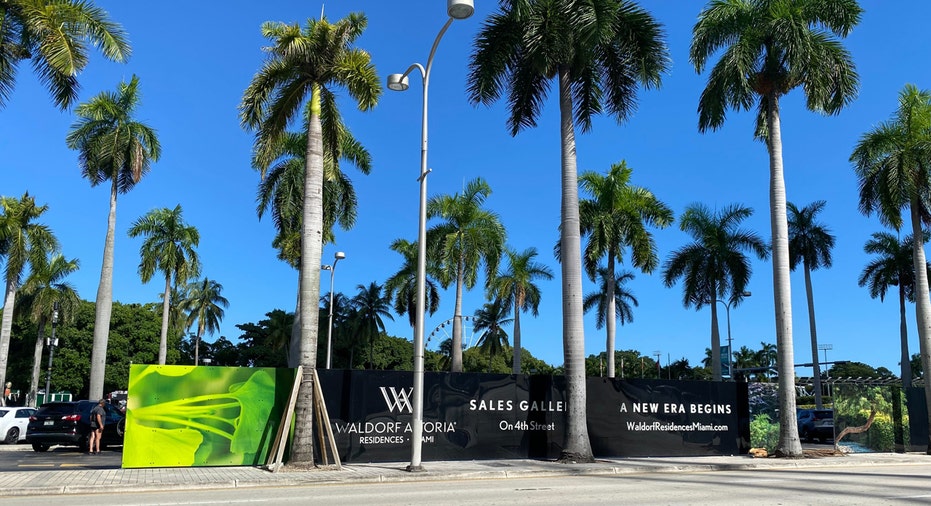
(123, 364, 295, 468)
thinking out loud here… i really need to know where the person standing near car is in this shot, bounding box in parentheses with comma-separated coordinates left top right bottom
(89, 399, 105, 454)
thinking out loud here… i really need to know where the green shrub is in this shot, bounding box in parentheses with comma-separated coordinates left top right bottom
(750, 414, 779, 453)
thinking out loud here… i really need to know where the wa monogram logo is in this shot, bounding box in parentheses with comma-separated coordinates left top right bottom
(379, 387, 413, 413)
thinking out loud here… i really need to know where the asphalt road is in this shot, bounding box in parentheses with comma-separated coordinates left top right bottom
(6, 463, 931, 505)
(0, 443, 122, 471)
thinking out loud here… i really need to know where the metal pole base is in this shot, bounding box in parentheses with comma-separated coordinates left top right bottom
(406, 464, 426, 473)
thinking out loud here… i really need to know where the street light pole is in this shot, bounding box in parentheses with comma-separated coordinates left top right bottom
(716, 291, 751, 379)
(387, 0, 473, 473)
(44, 303, 60, 405)
(322, 251, 346, 370)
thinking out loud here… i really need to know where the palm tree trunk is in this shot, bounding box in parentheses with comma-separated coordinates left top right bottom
(767, 95, 801, 458)
(710, 291, 721, 381)
(159, 275, 171, 365)
(291, 84, 327, 464)
(908, 199, 931, 454)
(804, 264, 823, 409)
(89, 178, 118, 401)
(512, 300, 522, 375)
(898, 286, 911, 388)
(194, 324, 204, 365)
(606, 255, 617, 378)
(557, 65, 592, 463)
(451, 256, 465, 372)
(0, 281, 17, 406)
(29, 321, 47, 407)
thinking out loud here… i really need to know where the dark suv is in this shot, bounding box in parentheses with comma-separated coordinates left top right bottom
(26, 400, 125, 452)
(797, 408, 833, 443)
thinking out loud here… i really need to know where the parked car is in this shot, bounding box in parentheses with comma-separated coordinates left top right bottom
(0, 407, 36, 444)
(26, 400, 125, 452)
(797, 408, 834, 443)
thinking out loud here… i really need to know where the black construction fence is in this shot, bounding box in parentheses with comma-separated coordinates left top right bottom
(316, 370, 750, 463)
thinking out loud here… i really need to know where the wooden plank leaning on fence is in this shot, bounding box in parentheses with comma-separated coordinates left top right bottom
(265, 366, 302, 472)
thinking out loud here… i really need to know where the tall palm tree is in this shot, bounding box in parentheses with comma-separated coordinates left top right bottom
(384, 238, 441, 338)
(18, 252, 80, 406)
(349, 282, 393, 369)
(579, 161, 673, 378)
(0, 0, 130, 110)
(66, 75, 160, 400)
(661, 203, 768, 382)
(473, 299, 513, 373)
(858, 231, 930, 388)
(127, 205, 200, 365)
(583, 267, 638, 352)
(0, 194, 57, 405)
(468, 0, 669, 463)
(690, 0, 861, 458)
(427, 177, 506, 373)
(240, 13, 379, 464)
(490, 247, 552, 374)
(787, 200, 835, 409)
(852, 84, 931, 453)
(181, 278, 229, 365)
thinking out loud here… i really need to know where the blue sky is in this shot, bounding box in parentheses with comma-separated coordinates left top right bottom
(2, 1, 928, 376)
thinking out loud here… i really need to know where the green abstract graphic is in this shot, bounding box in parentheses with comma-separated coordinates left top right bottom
(123, 365, 295, 468)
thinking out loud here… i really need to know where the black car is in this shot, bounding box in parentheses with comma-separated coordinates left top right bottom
(26, 400, 125, 452)
(797, 408, 834, 443)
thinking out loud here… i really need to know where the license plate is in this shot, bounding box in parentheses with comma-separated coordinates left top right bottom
(43, 420, 53, 426)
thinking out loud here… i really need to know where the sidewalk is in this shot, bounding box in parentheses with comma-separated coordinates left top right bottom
(0, 449, 928, 497)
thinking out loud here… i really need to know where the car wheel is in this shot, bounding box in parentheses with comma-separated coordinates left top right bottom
(4, 427, 18, 444)
(31, 443, 50, 452)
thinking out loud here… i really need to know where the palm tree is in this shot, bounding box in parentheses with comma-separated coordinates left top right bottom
(787, 200, 835, 409)
(690, 0, 861, 458)
(490, 247, 552, 374)
(349, 282, 393, 369)
(0, 0, 130, 110)
(0, 194, 57, 405)
(127, 205, 200, 365)
(661, 203, 768, 382)
(579, 161, 673, 378)
(755, 342, 778, 381)
(468, 0, 669, 463)
(182, 278, 229, 365)
(18, 252, 80, 406)
(239, 13, 380, 464)
(583, 267, 638, 352)
(427, 178, 506, 373)
(859, 231, 929, 388)
(66, 75, 160, 400)
(384, 238, 441, 339)
(473, 300, 513, 373)
(852, 85, 931, 453)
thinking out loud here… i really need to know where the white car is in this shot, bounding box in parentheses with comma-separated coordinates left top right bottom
(0, 407, 36, 443)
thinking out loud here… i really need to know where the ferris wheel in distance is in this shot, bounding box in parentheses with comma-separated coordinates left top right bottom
(425, 315, 485, 351)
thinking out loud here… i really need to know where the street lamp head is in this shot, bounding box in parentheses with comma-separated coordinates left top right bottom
(387, 73, 410, 92)
(447, 0, 474, 19)
(321, 264, 332, 271)
(334, 251, 346, 261)
(741, 291, 752, 297)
